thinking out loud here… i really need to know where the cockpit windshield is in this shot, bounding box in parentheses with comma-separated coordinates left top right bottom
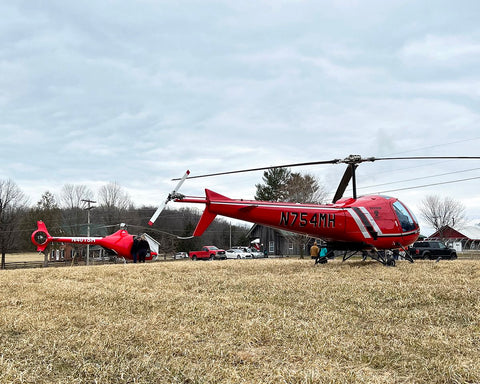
(393, 201, 418, 232)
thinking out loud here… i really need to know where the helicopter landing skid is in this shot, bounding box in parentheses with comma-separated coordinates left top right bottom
(315, 249, 398, 266)
(339, 250, 395, 266)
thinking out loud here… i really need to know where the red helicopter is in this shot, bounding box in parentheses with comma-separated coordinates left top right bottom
(149, 155, 480, 266)
(31, 221, 156, 261)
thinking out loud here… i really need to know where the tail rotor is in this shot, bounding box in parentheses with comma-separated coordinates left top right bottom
(148, 170, 190, 226)
(31, 221, 52, 252)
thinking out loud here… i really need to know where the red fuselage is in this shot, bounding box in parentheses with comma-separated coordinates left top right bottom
(179, 190, 420, 250)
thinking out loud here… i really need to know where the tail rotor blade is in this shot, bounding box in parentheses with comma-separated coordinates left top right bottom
(149, 170, 190, 226)
(148, 201, 167, 226)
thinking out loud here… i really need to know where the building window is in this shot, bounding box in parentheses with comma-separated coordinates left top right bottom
(288, 242, 293, 251)
(269, 241, 274, 253)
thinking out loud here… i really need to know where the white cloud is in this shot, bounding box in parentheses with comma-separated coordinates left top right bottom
(400, 34, 480, 65)
(1, 0, 480, 232)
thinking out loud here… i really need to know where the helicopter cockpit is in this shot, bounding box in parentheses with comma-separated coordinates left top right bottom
(392, 200, 418, 232)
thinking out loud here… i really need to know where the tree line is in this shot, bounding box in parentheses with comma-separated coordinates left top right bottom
(0, 180, 251, 267)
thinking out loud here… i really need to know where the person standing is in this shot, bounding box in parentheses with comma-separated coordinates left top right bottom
(131, 236, 139, 263)
(310, 241, 320, 259)
(137, 235, 150, 263)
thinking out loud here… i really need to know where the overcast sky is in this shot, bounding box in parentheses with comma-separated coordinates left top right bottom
(1, 0, 480, 235)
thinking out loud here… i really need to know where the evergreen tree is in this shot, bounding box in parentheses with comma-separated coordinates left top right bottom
(255, 168, 291, 201)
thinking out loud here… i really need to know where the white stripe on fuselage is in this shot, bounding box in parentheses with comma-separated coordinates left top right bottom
(345, 208, 371, 239)
(209, 200, 342, 211)
(358, 207, 383, 236)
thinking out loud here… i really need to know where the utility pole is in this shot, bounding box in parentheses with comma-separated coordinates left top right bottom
(82, 199, 96, 265)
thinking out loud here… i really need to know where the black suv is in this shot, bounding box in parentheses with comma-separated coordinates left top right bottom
(408, 241, 457, 260)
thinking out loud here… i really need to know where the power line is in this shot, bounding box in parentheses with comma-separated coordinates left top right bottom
(374, 176, 480, 194)
(384, 137, 480, 157)
(357, 167, 480, 190)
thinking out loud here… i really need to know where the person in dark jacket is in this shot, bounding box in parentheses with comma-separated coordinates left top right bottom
(131, 236, 140, 263)
(137, 235, 150, 263)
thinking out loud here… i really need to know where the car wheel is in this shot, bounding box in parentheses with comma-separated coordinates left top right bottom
(451, 252, 457, 260)
(423, 252, 430, 260)
(192, 255, 197, 261)
(209, 254, 214, 260)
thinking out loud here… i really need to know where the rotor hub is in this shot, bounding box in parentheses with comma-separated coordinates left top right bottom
(339, 155, 376, 164)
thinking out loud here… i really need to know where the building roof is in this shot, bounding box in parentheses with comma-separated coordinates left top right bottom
(428, 225, 480, 241)
(457, 226, 480, 240)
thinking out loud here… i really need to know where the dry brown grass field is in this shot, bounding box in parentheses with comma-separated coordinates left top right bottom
(1, 258, 479, 384)
(4, 252, 45, 262)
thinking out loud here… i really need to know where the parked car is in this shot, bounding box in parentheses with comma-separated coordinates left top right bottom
(247, 247, 264, 258)
(408, 241, 457, 260)
(233, 246, 263, 258)
(173, 252, 188, 259)
(226, 248, 252, 259)
(189, 246, 227, 260)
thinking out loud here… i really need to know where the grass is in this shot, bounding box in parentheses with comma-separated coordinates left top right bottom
(4, 252, 45, 262)
(1, 258, 479, 383)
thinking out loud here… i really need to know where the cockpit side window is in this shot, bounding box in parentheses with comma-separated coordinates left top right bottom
(393, 201, 417, 232)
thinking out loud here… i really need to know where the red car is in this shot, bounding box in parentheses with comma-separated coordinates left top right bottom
(189, 246, 226, 260)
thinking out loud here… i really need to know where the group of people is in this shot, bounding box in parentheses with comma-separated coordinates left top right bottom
(131, 234, 150, 263)
(309, 241, 328, 264)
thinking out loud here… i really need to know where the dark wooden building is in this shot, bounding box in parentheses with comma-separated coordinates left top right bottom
(247, 224, 319, 257)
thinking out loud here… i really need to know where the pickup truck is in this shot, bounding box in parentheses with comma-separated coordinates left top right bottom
(407, 241, 457, 260)
(189, 246, 226, 261)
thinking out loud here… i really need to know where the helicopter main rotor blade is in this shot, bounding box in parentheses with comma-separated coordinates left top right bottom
(172, 155, 480, 181)
(172, 159, 342, 180)
(332, 164, 357, 203)
(373, 156, 480, 161)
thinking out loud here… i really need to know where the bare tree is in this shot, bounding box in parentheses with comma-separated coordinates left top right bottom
(0, 180, 29, 269)
(60, 184, 94, 209)
(96, 182, 133, 233)
(59, 184, 95, 236)
(285, 172, 328, 204)
(419, 195, 466, 239)
(98, 182, 132, 210)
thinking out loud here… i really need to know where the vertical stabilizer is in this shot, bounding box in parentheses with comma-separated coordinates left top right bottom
(192, 189, 232, 236)
(193, 206, 217, 237)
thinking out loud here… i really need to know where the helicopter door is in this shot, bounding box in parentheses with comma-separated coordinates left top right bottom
(392, 201, 418, 232)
